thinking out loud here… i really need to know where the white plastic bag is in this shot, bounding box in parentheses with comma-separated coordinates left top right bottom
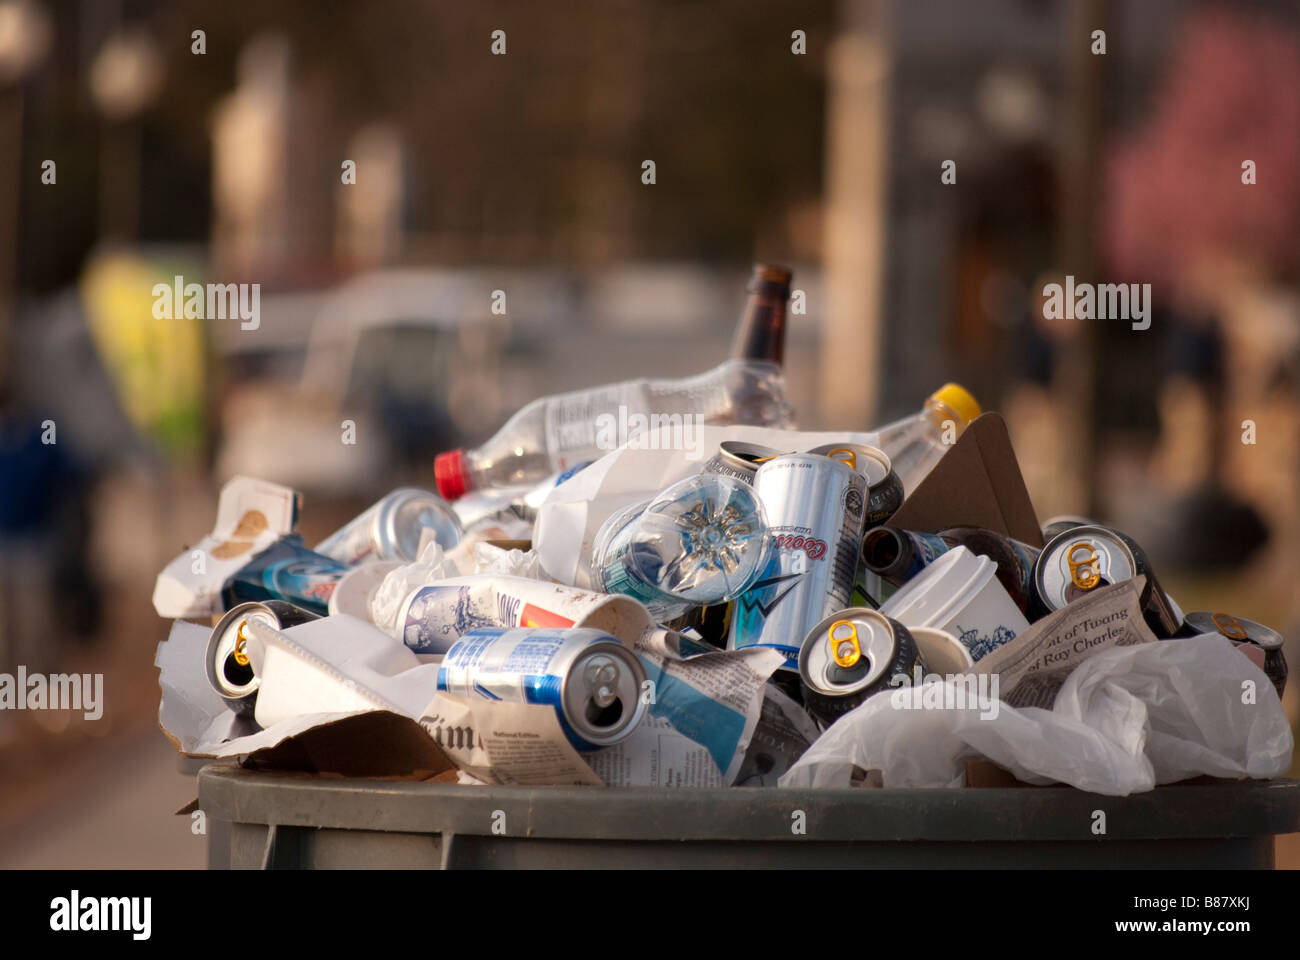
(779, 633, 1294, 796)
(370, 539, 454, 635)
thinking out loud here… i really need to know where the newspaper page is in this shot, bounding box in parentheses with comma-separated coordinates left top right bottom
(419, 693, 602, 786)
(585, 716, 725, 787)
(641, 646, 785, 784)
(975, 577, 1159, 709)
(732, 684, 823, 787)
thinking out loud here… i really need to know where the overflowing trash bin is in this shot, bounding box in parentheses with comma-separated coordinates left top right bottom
(153, 264, 1297, 867)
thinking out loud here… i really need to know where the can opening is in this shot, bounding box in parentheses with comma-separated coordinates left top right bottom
(585, 696, 624, 729)
(222, 653, 255, 688)
(1064, 578, 1111, 602)
(827, 657, 872, 685)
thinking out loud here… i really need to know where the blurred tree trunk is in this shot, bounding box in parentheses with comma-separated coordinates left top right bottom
(1055, 0, 1110, 517)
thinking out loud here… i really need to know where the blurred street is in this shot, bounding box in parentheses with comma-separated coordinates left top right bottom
(0, 731, 204, 870)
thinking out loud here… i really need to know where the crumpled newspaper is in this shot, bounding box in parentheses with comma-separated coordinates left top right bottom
(779, 633, 1294, 796)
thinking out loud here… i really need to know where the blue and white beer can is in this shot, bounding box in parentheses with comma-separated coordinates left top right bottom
(436, 627, 647, 751)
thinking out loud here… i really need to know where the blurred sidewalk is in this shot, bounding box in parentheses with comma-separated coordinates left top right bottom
(0, 729, 204, 869)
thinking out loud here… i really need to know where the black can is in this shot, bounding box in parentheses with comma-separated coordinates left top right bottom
(866, 470, 905, 528)
(1033, 524, 1181, 638)
(806, 443, 903, 527)
(797, 608, 924, 727)
(206, 600, 320, 715)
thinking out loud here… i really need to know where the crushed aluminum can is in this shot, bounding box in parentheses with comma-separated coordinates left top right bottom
(220, 536, 351, 617)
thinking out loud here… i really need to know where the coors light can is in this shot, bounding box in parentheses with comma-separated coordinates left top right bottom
(726, 453, 868, 670)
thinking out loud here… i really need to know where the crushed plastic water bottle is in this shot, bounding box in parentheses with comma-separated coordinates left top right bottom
(590, 474, 769, 619)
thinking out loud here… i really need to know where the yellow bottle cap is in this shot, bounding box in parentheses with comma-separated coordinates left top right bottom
(930, 383, 981, 427)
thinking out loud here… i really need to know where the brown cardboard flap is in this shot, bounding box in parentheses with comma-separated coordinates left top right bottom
(963, 758, 1055, 788)
(484, 539, 533, 552)
(888, 413, 1044, 547)
(241, 711, 453, 780)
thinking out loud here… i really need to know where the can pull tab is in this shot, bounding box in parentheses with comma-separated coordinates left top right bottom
(1067, 542, 1101, 590)
(233, 621, 252, 667)
(825, 447, 857, 471)
(1211, 612, 1249, 641)
(828, 619, 862, 668)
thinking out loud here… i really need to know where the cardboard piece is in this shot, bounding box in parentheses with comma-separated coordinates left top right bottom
(888, 413, 1044, 548)
(152, 476, 302, 618)
(155, 618, 452, 779)
(964, 758, 1042, 788)
(243, 711, 452, 779)
(484, 539, 533, 552)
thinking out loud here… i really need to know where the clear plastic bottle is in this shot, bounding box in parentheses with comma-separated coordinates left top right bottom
(435, 359, 793, 499)
(434, 264, 793, 500)
(589, 474, 769, 620)
(867, 384, 981, 495)
(450, 461, 595, 536)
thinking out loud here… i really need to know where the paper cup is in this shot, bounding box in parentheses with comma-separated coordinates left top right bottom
(329, 560, 402, 621)
(880, 545, 1028, 661)
(908, 626, 974, 674)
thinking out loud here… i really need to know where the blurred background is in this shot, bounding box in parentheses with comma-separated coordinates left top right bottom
(0, 0, 1296, 867)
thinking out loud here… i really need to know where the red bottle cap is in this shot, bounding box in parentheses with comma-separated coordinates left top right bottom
(434, 450, 468, 501)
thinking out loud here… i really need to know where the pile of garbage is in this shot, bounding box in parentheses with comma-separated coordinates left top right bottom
(153, 265, 1293, 795)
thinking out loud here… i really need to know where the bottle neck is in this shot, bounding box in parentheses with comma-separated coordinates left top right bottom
(729, 269, 790, 365)
(923, 398, 953, 429)
(434, 449, 471, 500)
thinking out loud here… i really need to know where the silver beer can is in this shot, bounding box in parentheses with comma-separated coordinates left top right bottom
(726, 453, 868, 670)
(315, 487, 463, 566)
(701, 441, 783, 485)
